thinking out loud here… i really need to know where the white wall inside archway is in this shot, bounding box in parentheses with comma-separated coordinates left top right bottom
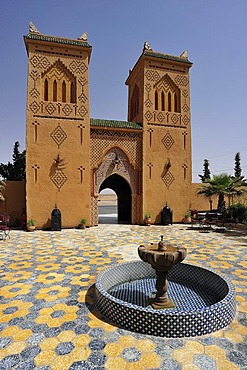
(98, 188, 117, 223)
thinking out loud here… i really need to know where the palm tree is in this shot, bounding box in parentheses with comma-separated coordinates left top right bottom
(197, 173, 247, 211)
(225, 175, 247, 206)
(0, 180, 6, 201)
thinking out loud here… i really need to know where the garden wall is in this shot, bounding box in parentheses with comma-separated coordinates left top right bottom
(0, 181, 26, 227)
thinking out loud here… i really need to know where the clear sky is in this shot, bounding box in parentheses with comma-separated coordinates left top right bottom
(0, 0, 246, 182)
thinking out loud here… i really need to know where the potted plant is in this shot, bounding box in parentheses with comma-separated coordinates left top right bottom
(183, 213, 191, 224)
(27, 219, 35, 231)
(144, 213, 151, 226)
(78, 218, 87, 229)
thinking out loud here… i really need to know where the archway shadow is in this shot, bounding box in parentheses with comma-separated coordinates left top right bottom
(99, 174, 132, 224)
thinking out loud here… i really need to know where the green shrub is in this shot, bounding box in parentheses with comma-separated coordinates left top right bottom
(228, 203, 247, 224)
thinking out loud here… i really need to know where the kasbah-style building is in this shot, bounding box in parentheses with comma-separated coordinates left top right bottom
(2, 23, 213, 228)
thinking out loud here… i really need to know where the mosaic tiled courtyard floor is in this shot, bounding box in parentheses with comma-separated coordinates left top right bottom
(0, 224, 246, 369)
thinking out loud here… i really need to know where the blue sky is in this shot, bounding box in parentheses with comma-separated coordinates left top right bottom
(0, 0, 246, 182)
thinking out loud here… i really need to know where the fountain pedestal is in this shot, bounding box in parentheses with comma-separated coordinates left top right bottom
(151, 270, 174, 309)
(138, 236, 187, 309)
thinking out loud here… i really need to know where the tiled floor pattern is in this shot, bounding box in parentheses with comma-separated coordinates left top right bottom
(0, 224, 246, 369)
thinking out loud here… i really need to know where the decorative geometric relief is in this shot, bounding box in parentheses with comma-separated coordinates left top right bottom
(171, 114, 179, 124)
(78, 105, 88, 117)
(30, 88, 40, 99)
(182, 103, 189, 112)
(162, 170, 175, 188)
(29, 101, 40, 114)
(182, 89, 189, 98)
(69, 61, 87, 74)
(144, 98, 152, 108)
(145, 70, 160, 82)
(162, 132, 174, 150)
(78, 77, 87, 86)
(45, 102, 56, 115)
(30, 70, 40, 81)
(50, 124, 67, 148)
(91, 130, 142, 171)
(182, 115, 190, 125)
(145, 83, 152, 92)
(156, 112, 165, 123)
(62, 104, 72, 116)
(144, 110, 153, 121)
(51, 170, 67, 192)
(174, 75, 188, 86)
(78, 92, 87, 103)
(156, 76, 177, 93)
(30, 55, 50, 69)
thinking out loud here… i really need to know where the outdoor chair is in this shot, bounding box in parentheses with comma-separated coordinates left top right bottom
(0, 214, 10, 240)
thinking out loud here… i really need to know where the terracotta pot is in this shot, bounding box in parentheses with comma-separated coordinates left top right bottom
(145, 218, 151, 226)
(27, 225, 35, 232)
(183, 216, 191, 224)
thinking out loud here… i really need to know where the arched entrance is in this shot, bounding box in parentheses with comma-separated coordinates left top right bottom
(91, 147, 140, 226)
(99, 174, 132, 223)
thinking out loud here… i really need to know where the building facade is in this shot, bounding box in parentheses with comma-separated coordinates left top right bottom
(24, 24, 193, 228)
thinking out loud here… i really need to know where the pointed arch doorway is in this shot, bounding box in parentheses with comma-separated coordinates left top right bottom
(99, 174, 132, 224)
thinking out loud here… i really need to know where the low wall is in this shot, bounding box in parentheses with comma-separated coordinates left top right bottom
(190, 183, 217, 211)
(98, 193, 117, 206)
(0, 181, 26, 227)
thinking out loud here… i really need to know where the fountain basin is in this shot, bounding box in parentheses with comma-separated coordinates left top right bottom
(95, 261, 236, 337)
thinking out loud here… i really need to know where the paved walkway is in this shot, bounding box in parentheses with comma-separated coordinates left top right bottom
(0, 224, 246, 369)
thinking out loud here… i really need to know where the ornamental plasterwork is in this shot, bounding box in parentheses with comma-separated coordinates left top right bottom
(94, 148, 135, 195)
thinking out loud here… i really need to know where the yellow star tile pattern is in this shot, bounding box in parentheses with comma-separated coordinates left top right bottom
(0, 224, 246, 369)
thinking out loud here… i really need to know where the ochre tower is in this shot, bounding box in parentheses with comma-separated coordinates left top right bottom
(24, 24, 193, 227)
(24, 24, 92, 228)
(125, 43, 193, 222)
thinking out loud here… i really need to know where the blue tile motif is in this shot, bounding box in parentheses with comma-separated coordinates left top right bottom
(95, 261, 236, 338)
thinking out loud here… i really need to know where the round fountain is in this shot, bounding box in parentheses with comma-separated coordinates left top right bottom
(95, 236, 236, 338)
(138, 236, 187, 309)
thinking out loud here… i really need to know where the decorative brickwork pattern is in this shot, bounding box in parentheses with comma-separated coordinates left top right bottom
(162, 170, 175, 188)
(155, 74, 177, 93)
(181, 88, 190, 124)
(144, 98, 152, 108)
(50, 124, 67, 148)
(29, 70, 40, 99)
(78, 105, 88, 117)
(30, 55, 50, 69)
(45, 102, 56, 115)
(145, 70, 160, 82)
(69, 60, 87, 74)
(51, 169, 67, 191)
(90, 130, 142, 170)
(174, 75, 189, 86)
(78, 92, 87, 103)
(94, 149, 135, 193)
(145, 83, 152, 93)
(90, 196, 98, 226)
(171, 114, 179, 125)
(29, 101, 40, 114)
(182, 115, 190, 125)
(144, 110, 153, 121)
(182, 103, 189, 112)
(62, 104, 73, 116)
(30, 70, 40, 81)
(162, 132, 174, 150)
(30, 87, 39, 99)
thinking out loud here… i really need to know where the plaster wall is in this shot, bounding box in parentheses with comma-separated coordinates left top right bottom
(0, 181, 26, 226)
(126, 52, 192, 223)
(25, 36, 91, 228)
